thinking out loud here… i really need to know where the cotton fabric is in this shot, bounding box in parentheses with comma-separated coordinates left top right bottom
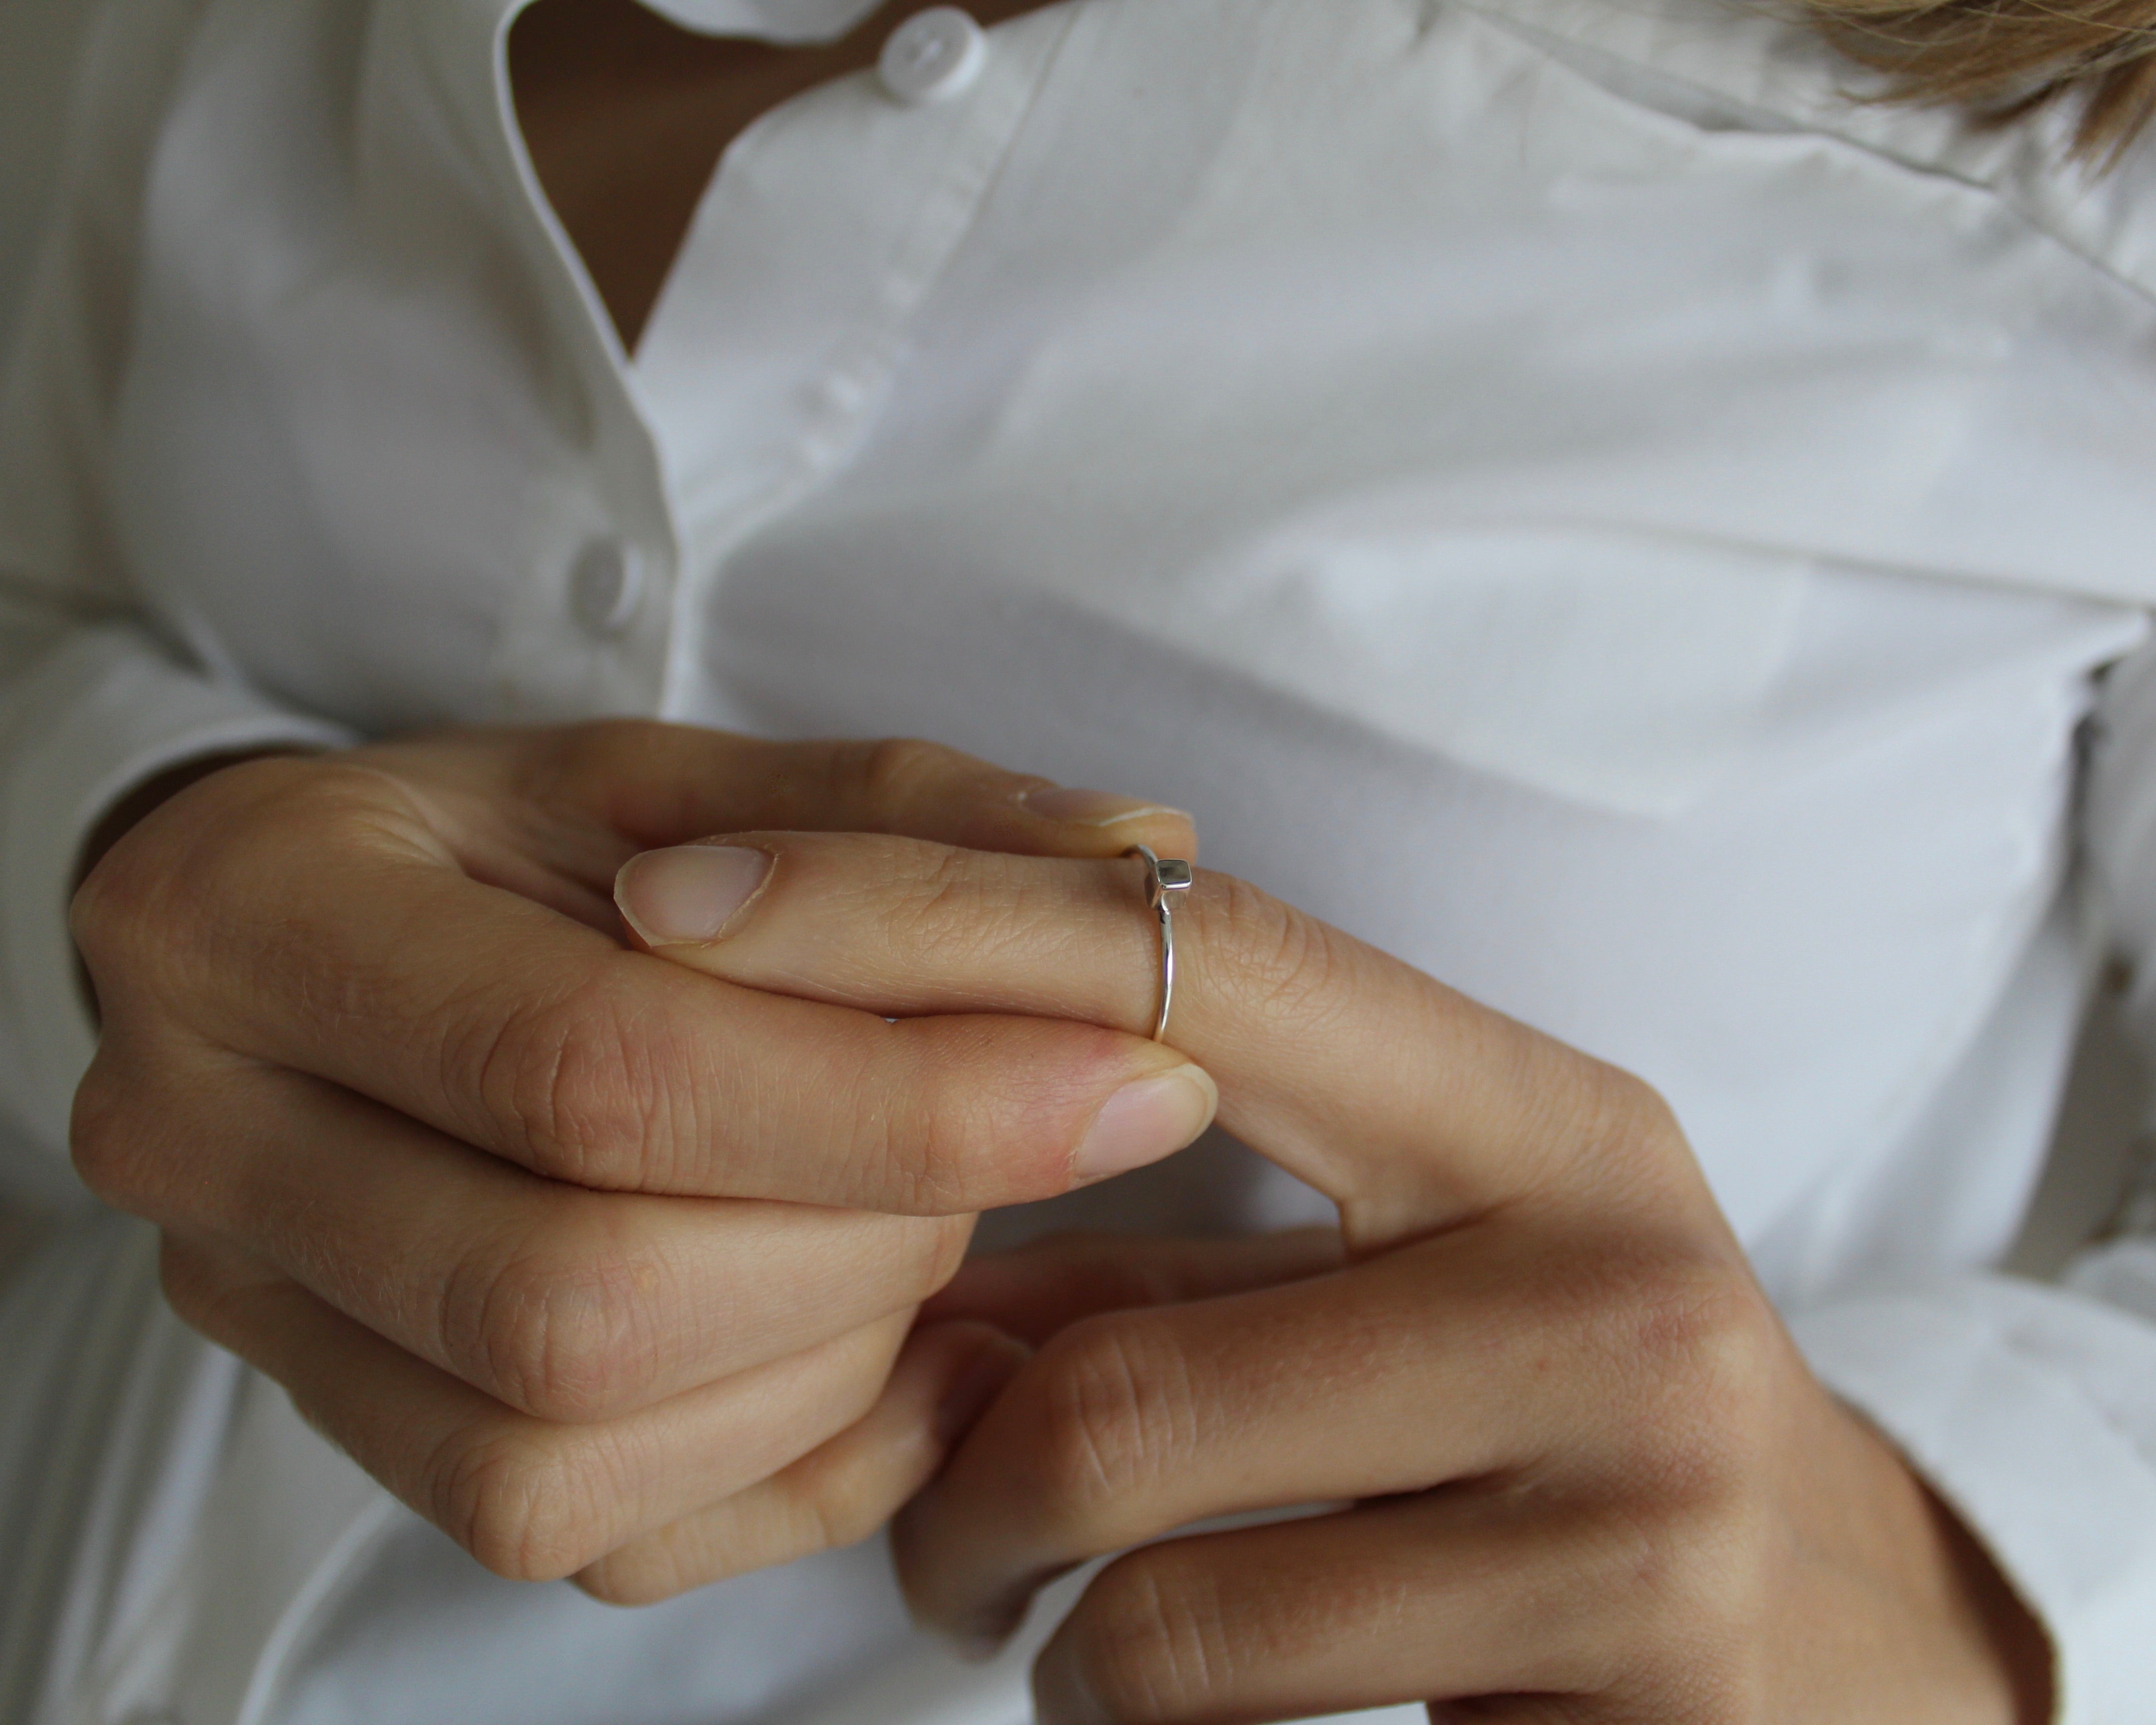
(5, 0, 2156, 1719)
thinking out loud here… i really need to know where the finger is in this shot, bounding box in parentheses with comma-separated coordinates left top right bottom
(576, 1321, 1029, 1605)
(893, 1225, 1756, 1644)
(381, 722, 1199, 896)
(612, 832, 1696, 1243)
(161, 1231, 918, 1581)
(82, 1037, 970, 1422)
(919, 1228, 1345, 1346)
(1028, 1489, 1658, 1725)
(77, 766, 1213, 1209)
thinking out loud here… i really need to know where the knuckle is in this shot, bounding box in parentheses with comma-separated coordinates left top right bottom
(1575, 1061, 1686, 1161)
(1566, 1508, 1754, 1720)
(68, 1054, 158, 1206)
(70, 831, 202, 999)
(225, 760, 418, 879)
(76, 756, 419, 1013)
(528, 720, 686, 816)
(443, 1222, 665, 1422)
(906, 841, 990, 929)
(1061, 1551, 1227, 1725)
(153, 1235, 291, 1374)
(1191, 873, 1355, 1035)
(863, 1063, 972, 1214)
(68, 1042, 216, 1219)
(462, 964, 682, 1187)
(1533, 1060, 1699, 1218)
(553, 718, 674, 778)
(853, 736, 964, 812)
(1615, 1498, 1771, 1709)
(1030, 1312, 1189, 1519)
(68, 761, 273, 945)
(900, 846, 1041, 963)
(1602, 1264, 1780, 1506)
(429, 1424, 614, 1582)
(154, 1233, 232, 1338)
(585, 1438, 914, 1609)
(882, 1020, 1109, 1212)
(68, 851, 147, 979)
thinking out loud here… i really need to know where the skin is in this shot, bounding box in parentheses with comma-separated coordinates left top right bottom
(617, 830, 2057, 1723)
(71, 733, 2053, 1711)
(510, 0, 1054, 348)
(70, 724, 1209, 1589)
(70, 0, 2051, 1712)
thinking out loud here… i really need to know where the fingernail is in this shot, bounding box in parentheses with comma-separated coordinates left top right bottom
(614, 845, 773, 946)
(1073, 1067, 1217, 1184)
(934, 1337, 1024, 1445)
(1018, 784, 1189, 827)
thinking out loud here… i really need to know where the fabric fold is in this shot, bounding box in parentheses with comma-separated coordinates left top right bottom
(1792, 1273, 2156, 1725)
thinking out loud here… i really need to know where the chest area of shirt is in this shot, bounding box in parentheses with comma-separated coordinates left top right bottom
(113, 0, 2156, 748)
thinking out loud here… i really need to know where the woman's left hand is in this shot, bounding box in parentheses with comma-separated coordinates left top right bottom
(616, 827, 2052, 1724)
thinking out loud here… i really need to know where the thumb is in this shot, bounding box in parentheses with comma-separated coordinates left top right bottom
(608, 830, 1672, 1252)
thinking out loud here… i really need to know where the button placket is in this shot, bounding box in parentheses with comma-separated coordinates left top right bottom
(628, 4, 1077, 713)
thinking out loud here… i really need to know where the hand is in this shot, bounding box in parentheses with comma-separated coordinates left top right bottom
(68, 723, 1214, 1601)
(624, 830, 2053, 1722)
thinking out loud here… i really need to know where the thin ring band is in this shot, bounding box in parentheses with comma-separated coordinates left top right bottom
(1125, 845, 1194, 1042)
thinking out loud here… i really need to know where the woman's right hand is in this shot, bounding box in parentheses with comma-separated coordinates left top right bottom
(66, 721, 1213, 1601)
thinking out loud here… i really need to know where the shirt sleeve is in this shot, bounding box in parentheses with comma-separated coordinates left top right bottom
(1785, 634, 2156, 1725)
(0, 0, 356, 1185)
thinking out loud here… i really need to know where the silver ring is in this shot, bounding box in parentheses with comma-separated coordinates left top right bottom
(1125, 845, 1194, 1042)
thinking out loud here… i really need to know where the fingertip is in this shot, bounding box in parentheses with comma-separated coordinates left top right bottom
(1016, 784, 1189, 828)
(893, 1531, 1035, 1665)
(920, 1321, 1030, 1445)
(1071, 1063, 1217, 1186)
(613, 843, 775, 951)
(1013, 783, 1199, 862)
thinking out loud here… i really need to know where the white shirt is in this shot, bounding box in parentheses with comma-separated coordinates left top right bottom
(5, 0, 2156, 1719)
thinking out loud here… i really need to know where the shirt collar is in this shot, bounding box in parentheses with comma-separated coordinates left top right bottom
(632, 0, 887, 44)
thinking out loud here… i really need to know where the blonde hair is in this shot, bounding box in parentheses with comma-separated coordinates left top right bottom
(1805, 0, 2156, 162)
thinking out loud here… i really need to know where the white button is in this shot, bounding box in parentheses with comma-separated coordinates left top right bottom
(879, 7, 988, 105)
(569, 539, 642, 636)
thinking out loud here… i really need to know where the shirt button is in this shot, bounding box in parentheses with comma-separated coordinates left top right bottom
(569, 539, 642, 636)
(879, 6, 988, 105)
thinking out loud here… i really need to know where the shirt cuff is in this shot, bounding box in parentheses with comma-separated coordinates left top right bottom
(1789, 1276, 2156, 1725)
(0, 625, 355, 1158)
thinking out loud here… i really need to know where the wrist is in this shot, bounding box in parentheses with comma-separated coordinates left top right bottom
(1813, 1397, 2056, 1725)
